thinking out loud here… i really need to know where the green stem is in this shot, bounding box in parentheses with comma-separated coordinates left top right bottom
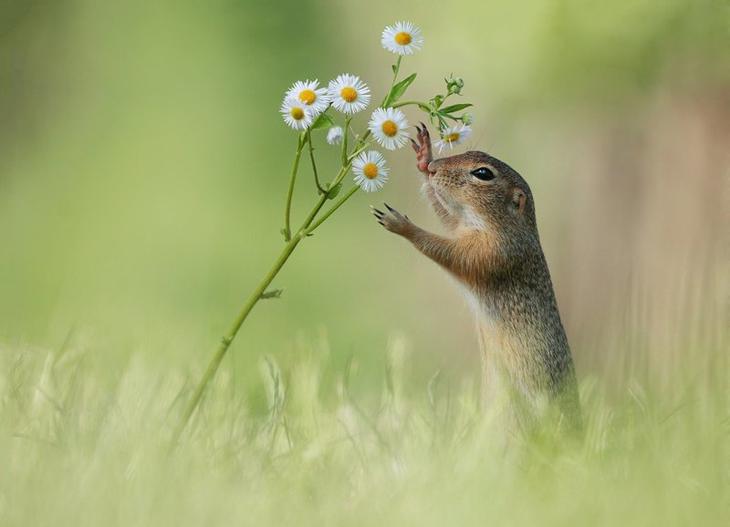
(173, 134, 362, 446)
(283, 134, 306, 241)
(341, 116, 351, 166)
(306, 186, 359, 235)
(172, 231, 304, 445)
(302, 160, 355, 229)
(343, 131, 372, 172)
(393, 55, 402, 79)
(380, 56, 402, 107)
(302, 193, 330, 230)
(391, 100, 430, 111)
(306, 129, 326, 195)
(346, 146, 368, 167)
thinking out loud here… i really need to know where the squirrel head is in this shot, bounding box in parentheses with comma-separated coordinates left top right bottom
(426, 150, 537, 235)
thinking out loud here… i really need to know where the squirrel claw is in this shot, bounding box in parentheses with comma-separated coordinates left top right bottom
(414, 124, 433, 175)
(371, 206, 385, 220)
(375, 203, 413, 237)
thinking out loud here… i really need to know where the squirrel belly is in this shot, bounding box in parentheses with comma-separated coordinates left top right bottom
(466, 253, 581, 429)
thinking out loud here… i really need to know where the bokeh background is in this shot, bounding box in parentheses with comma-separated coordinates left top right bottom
(1, 0, 727, 398)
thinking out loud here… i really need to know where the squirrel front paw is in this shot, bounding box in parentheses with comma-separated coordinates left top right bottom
(410, 123, 433, 175)
(371, 203, 414, 237)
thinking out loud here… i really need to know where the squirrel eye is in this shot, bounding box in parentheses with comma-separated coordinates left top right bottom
(470, 166, 496, 181)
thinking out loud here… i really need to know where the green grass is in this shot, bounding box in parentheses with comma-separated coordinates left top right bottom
(1, 336, 726, 526)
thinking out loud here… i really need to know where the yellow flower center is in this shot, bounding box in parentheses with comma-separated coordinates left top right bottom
(290, 107, 305, 120)
(395, 32, 412, 45)
(381, 120, 398, 137)
(445, 133, 460, 142)
(340, 87, 358, 102)
(299, 89, 317, 105)
(363, 162, 379, 179)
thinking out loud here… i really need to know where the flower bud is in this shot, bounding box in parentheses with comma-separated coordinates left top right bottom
(445, 75, 464, 95)
(326, 126, 344, 145)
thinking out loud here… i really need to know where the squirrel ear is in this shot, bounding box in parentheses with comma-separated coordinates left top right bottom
(512, 188, 527, 214)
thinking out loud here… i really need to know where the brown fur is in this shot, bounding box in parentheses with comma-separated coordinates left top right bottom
(373, 127, 581, 431)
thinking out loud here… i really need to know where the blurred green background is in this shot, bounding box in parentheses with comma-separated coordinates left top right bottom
(1, 0, 726, 393)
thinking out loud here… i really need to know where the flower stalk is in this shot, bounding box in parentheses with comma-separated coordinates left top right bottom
(306, 186, 359, 235)
(282, 133, 306, 241)
(306, 129, 327, 195)
(172, 149, 358, 445)
(172, 20, 474, 444)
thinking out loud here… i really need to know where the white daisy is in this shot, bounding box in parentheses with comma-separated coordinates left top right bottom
(381, 21, 424, 56)
(368, 107, 410, 150)
(280, 96, 314, 130)
(285, 79, 330, 116)
(435, 123, 472, 153)
(352, 150, 389, 192)
(326, 126, 344, 145)
(327, 74, 371, 115)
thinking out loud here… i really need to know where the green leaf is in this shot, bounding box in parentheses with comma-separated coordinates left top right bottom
(391, 64, 397, 74)
(326, 182, 343, 199)
(383, 73, 417, 107)
(260, 289, 283, 299)
(440, 103, 473, 114)
(310, 112, 334, 130)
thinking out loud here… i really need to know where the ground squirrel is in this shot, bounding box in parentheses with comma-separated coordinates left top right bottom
(372, 125, 581, 431)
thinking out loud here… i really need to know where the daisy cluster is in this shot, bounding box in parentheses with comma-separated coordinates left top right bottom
(279, 21, 473, 193)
